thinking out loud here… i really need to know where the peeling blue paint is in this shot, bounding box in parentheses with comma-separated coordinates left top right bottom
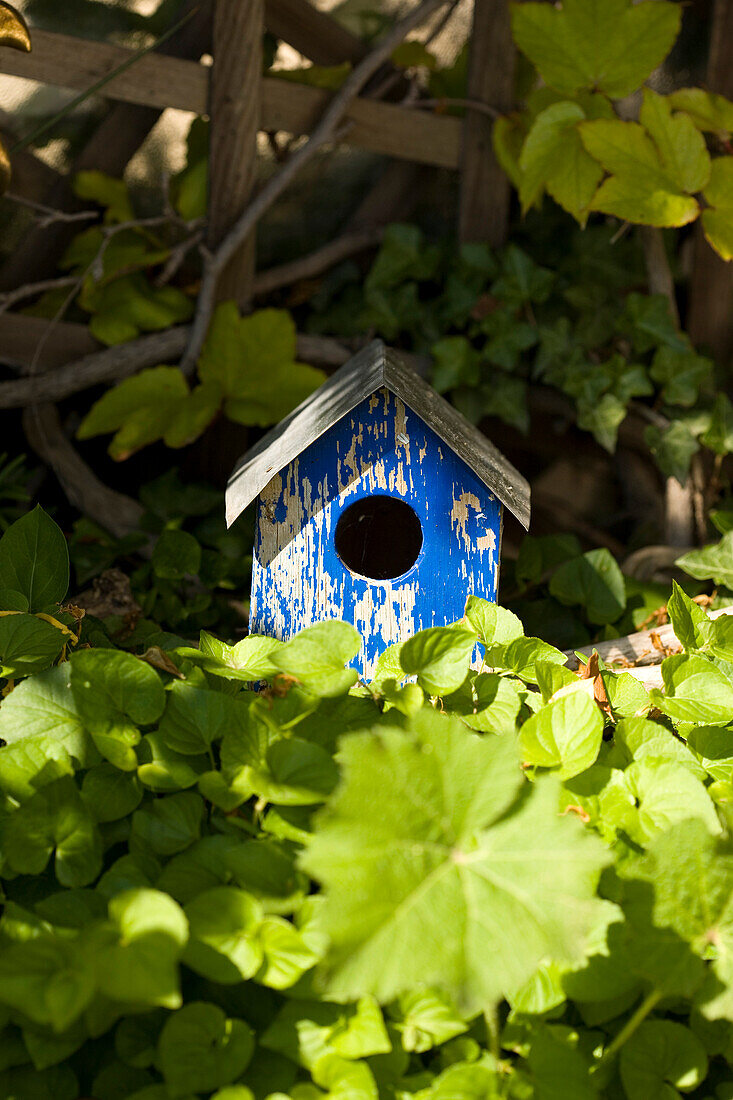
(251, 388, 503, 679)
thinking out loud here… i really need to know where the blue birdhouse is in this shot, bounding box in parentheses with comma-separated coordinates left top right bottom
(226, 341, 530, 678)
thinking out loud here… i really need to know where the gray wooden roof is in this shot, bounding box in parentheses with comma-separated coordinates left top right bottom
(226, 341, 530, 529)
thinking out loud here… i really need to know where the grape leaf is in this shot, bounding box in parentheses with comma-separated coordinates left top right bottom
(701, 157, 733, 262)
(510, 0, 681, 100)
(519, 101, 605, 224)
(303, 710, 609, 1011)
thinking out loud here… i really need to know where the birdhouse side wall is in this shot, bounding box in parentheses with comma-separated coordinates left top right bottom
(250, 389, 502, 678)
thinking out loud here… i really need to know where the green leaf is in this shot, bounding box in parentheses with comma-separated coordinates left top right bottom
(645, 421, 699, 483)
(74, 170, 134, 223)
(443, 672, 522, 735)
(651, 653, 733, 725)
(158, 682, 249, 755)
(158, 1001, 255, 1098)
(388, 988, 468, 1053)
(303, 710, 609, 1012)
(520, 692, 604, 779)
(70, 649, 166, 770)
(486, 636, 567, 685)
(81, 273, 192, 347)
(492, 245, 554, 305)
(677, 532, 733, 589)
(579, 117, 701, 228)
(650, 346, 712, 407)
(667, 580, 709, 650)
(525, 1024, 596, 1100)
(687, 726, 733, 782)
(668, 88, 733, 137)
(0, 613, 66, 678)
(273, 621, 361, 697)
(198, 304, 326, 426)
(464, 596, 523, 648)
(255, 914, 322, 988)
(273, 61, 351, 90)
(78, 367, 219, 461)
(81, 763, 142, 822)
(2, 776, 102, 886)
(519, 100, 604, 223)
(198, 632, 283, 681)
(510, 0, 681, 99)
(620, 1018, 707, 1099)
(576, 392, 626, 452)
(131, 790, 203, 857)
(152, 529, 202, 580)
(96, 888, 189, 1009)
(623, 292, 688, 354)
(400, 626, 476, 695)
(0, 664, 95, 766)
(622, 759, 721, 844)
(431, 337, 480, 394)
(366, 224, 440, 290)
(183, 887, 264, 983)
(702, 394, 733, 456)
(262, 996, 391, 1069)
(0, 506, 68, 611)
(137, 732, 209, 792)
(702, 157, 733, 261)
(549, 548, 625, 625)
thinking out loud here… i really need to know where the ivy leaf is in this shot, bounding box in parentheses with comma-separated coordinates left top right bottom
(431, 337, 480, 394)
(400, 626, 476, 695)
(365, 224, 441, 290)
(303, 710, 609, 1012)
(510, 0, 681, 99)
(0, 506, 69, 611)
(197, 304, 326, 426)
(650, 347, 713, 407)
(520, 692, 604, 779)
(702, 157, 733, 262)
(645, 421, 699, 484)
(677, 532, 733, 589)
(549, 549, 626, 625)
(491, 245, 554, 305)
(701, 394, 733, 456)
(576, 392, 626, 452)
(77, 367, 220, 461)
(519, 101, 605, 224)
(622, 293, 688, 354)
(620, 1019, 707, 1099)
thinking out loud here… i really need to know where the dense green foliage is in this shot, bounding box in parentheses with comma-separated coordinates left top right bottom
(1, 508, 733, 1097)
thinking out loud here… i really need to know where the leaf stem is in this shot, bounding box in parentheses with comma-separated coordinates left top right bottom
(592, 988, 663, 1073)
(483, 1004, 500, 1064)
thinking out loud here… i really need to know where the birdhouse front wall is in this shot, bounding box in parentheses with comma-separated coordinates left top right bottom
(250, 387, 502, 679)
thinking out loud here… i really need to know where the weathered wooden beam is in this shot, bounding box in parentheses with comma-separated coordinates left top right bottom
(687, 0, 733, 364)
(0, 29, 462, 169)
(564, 606, 733, 671)
(209, 0, 262, 306)
(264, 0, 366, 64)
(458, 0, 515, 245)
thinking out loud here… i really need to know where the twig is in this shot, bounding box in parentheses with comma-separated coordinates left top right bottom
(179, 0, 450, 375)
(0, 275, 78, 314)
(408, 96, 501, 118)
(0, 326, 357, 407)
(563, 604, 733, 671)
(3, 193, 99, 229)
(22, 404, 144, 539)
(252, 227, 383, 297)
(154, 228, 204, 287)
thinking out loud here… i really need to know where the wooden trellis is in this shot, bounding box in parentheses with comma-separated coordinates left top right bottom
(0, 0, 513, 297)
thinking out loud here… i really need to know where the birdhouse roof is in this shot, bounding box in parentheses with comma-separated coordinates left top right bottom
(226, 340, 530, 529)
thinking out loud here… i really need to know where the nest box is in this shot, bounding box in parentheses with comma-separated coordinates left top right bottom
(226, 341, 530, 678)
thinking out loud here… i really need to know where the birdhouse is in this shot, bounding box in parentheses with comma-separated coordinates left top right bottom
(226, 341, 530, 679)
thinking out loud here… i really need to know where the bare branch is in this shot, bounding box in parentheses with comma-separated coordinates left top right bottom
(4, 193, 99, 229)
(0, 275, 78, 314)
(253, 228, 383, 297)
(180, 0, 450, 375)
(23, 404, 144, 539)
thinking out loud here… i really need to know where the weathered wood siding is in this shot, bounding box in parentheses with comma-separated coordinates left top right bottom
(250, 387, 502, 678)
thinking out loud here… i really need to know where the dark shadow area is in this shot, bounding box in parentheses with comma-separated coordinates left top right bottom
(335, 494, 423, 580)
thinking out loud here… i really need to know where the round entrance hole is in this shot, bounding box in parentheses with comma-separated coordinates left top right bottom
(335, 495, 423, 580)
